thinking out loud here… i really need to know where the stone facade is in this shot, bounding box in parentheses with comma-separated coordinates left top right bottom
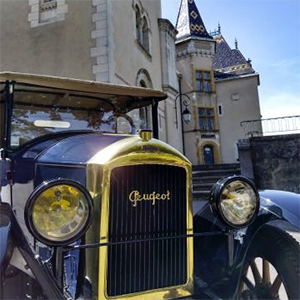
(175, 0, 261, 165)
(0, 0, 94, 80)
(91, 0, 114, 82)
(238, 134, 300, 193)
(176, 38, 219, 164)
(216, 73, 261, 163)
(0, 0, 261, 164)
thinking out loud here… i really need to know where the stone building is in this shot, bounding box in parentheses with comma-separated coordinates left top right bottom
(0, 0, 261, 165)
(175, 0, 261, 165)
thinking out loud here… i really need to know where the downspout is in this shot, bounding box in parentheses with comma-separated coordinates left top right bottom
(152, 100, 159, 139)
(178, 74, 186, 155)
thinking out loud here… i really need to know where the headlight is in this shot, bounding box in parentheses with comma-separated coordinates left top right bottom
(25, 180, 93, 246)
(209, 176, 259, 228)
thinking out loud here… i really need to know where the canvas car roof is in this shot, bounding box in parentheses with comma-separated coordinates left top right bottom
(0, 72, 167, 112)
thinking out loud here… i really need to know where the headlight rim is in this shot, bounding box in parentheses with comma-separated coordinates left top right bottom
(25, 179, 93, 247)
(209, 175, 260, 228)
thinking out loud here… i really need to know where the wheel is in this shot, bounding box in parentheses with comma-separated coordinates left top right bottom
(238, 225, 300, 300)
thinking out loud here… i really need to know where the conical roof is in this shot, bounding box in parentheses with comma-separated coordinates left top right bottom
(175, 0, 212, 41)
(213, 35, 254, 76)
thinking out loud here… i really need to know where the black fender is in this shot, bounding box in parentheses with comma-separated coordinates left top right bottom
(0, 203, 14, 278)
(258, 189, 300, 230)
(193, 190, 300, 299)
(227, 190, 300, 299)
(0, 202, 65, 300)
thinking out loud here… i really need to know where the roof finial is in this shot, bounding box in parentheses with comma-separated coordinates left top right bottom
(235, 37, 238, 49)
(218, 22, 221, 35)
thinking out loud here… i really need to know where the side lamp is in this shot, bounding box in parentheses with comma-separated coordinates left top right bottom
(182, 107, 192, 124)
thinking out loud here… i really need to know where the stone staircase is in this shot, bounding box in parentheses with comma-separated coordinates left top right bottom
(192, 164, 241, 201)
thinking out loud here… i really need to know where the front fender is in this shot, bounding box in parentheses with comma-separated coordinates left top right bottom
(259, 189, 300, 230)
(0, 202, 65, 300)
(0, 203, 14, 276)
(192, 190, 300, 299)
(227, 190, 300, 299)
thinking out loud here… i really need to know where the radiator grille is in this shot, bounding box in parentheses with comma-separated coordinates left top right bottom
(107, 165, 187, 296)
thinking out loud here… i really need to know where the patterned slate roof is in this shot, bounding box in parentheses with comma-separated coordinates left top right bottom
(176, 0, 213, 40)
(213, 35, 254, 76)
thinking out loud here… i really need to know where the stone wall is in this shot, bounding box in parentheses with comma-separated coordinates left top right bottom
(238, 134, 300, 193)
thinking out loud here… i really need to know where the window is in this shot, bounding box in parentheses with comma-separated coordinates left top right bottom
(135, 5, 150, 53)
(198, 108, 215, 131)
(28, 0, 68, 27)
(195, 71, 212, 93)
(40, 0, 57, 7)
(135, 70, 153, 130)
(135, 5, 141, 42)
(142, 17, 150, 52)
(218, 104, 223, 116)
(39, 0, 58, 22)
(9, 88, 139, 148)
(139, 80, 149, 129)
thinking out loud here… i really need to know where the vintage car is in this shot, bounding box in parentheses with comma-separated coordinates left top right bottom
(0, 72, 299, 300)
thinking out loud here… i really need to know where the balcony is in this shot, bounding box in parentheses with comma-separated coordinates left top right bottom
(240, 115, 300, 137)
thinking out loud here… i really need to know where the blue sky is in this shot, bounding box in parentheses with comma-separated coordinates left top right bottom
(161, 0, 300, 119)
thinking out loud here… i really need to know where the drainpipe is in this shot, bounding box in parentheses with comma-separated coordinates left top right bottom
(178, 74, 186, 155)
(152, 100, 159, 139)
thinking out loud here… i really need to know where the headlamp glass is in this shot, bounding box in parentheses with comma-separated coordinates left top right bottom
(219, 180, 257, 226)
(210, 176, 259, 228)
(26, 181, 93, 245)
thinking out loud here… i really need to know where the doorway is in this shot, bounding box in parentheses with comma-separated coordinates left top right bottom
(203, 145, 215, 165)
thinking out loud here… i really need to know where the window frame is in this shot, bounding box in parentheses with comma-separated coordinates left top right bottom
(134, 4, 151, 55)
(195, 70, 213, 93)
(198, 107, 216, 131)
(39, 0, 58, 23)
(28, 0, 68, 28)
(141, 17, 150, 52)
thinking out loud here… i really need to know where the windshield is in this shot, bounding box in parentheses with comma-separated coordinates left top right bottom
(10, 87, 142, 148)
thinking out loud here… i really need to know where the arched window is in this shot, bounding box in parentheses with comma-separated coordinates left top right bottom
(134, 70, 153, 129)
(142, 17, 149, 51)
(133, 3, 150, 53)
(135, 5, 141, 43)
(139, 79, 147, 88)
(139, 79, 149, 128)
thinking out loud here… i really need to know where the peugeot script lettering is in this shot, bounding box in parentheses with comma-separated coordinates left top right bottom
(128, 190, 171, 207)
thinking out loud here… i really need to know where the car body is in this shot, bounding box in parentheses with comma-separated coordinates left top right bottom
(0, 72, 299, 300)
